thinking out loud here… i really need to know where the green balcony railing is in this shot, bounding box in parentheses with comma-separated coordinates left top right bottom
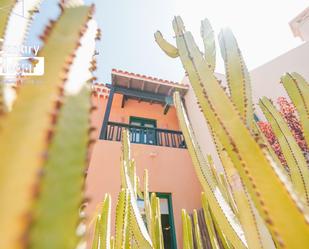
(102, 121, 187, 149)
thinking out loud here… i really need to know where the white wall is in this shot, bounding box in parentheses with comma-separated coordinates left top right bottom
(250, 41, 309, 116)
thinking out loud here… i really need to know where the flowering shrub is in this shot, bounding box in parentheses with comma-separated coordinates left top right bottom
(277, 97, 308, 154)
(258, 121, 288, 167)
(258, 97, 309, 169)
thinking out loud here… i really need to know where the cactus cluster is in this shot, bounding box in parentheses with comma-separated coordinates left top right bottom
(91, 130, 165, 249)
(0, 1, 99, 249)
(155, 17, 309, 248)
(1, 1, 309, 249)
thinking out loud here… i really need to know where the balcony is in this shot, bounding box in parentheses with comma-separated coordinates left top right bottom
(102, 121, 187, 149)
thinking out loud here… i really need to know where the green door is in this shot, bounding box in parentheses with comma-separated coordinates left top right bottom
(129, 116, 157, 145)
(157, 193, 177, 249)
(137, 193, 177, 249)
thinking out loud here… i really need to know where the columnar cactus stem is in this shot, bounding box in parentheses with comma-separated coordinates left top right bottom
(201, 18, 216, 71)
(92, 216, 101, 249)
(154, 31, 179, 58)
(121, 130, 153, 248)
(114, 189, 131, 249)
(0, 5, 93, 249)
(281, 73, 309, 150)
(218, 28, 255, 132)
(173, 91, 247, 249)
(182, 209, 194, 249)
(157, 16, 309, 248)
(193, 210, 203, 249)
(259, 97, 309, 204)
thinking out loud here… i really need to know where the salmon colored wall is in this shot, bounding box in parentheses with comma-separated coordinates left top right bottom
(91, 93, 180, 138)
(87, 93, 202, 248)
(85, 140, 202, 248)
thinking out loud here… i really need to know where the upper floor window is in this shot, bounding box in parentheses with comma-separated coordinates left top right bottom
(129, 116, 157, 145)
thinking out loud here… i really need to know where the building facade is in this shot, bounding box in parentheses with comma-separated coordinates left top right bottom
(85, 7, 309, 248)
(86, 69, 202, 248)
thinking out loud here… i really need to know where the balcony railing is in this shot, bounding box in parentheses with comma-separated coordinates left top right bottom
(102, 121, 187, 149)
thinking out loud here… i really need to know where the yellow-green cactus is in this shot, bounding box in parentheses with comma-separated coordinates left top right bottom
(218, 28, 255, 132)
(201, 18, 216, 71)
(92, 130, 165, 249)
(0, 5, 94, 249)
(182, 209, 194, 249)
(174, 91, 247, 249)
(92, 216, 101, 249)
(281, 73, 309, 148)
(92, 195, 112, 249)
(201, 193, 221, 249)
(193, 210, 203, 249)
(259, 97, 309, 204)
(114, 189, 131, 249)
(156, 16, 309, 248)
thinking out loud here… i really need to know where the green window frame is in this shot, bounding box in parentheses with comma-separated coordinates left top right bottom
(129, 116, 157, 128)
(129, 116, 157, 145)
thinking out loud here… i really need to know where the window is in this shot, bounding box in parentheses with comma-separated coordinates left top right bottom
(137, 193, 177, 249)
(129, 116, 157, 145)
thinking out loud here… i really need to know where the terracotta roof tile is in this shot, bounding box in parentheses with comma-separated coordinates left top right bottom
(112, 68, 188, 88)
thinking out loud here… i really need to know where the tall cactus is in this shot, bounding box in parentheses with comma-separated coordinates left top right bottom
(281, 73, 309, 149)
(91, 194, 112, 249)
(259, 97, 309, 204)
(91, 130, 165, 249)
(0, 2, 97, 249)
(156, 16, 309, 248)
(173, 91, 247, 249)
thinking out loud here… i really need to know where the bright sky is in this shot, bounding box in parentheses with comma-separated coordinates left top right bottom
(28, 0, 308, 83)
(94, 0, 308, 83)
